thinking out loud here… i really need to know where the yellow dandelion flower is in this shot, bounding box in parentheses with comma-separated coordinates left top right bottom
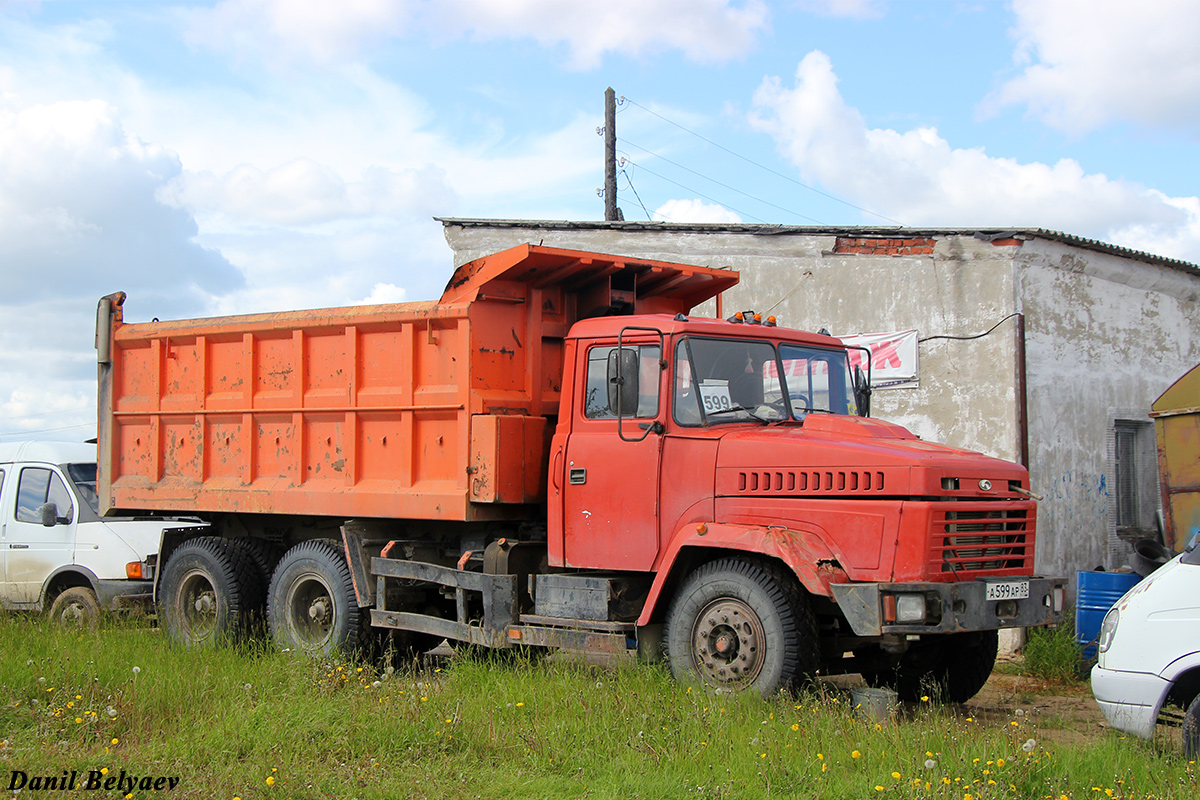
(516, 702, 525, 707)
(101, 769, 108, 776)
(921, 695, 930, 702)
(997, 758, 1005, 767)
(791, 724, 800, 731)
(892, 771, 901, 779)
(852, 750, 862, 759)
(111, 738, 119, 745)
(817, 753, 824, 760)
(266, 776, 275, 786)
(874, 786, 883, 792)
(74, 717, 82, 724)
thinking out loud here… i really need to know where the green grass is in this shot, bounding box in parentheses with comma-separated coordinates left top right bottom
(1023, 611, 1088, 684)
(0, 616, 1196, 799)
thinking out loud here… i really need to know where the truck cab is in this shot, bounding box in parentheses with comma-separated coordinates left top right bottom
(0, 441, 199, 624)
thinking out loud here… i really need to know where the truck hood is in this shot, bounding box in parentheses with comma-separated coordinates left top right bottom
(713, 415, 1028, 498)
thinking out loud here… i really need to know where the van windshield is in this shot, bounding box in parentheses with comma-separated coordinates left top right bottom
(66, 462, 100, 514)
(673, 337, 857, 425)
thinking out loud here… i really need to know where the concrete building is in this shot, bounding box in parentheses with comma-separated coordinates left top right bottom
(439, 218, 1200, 589)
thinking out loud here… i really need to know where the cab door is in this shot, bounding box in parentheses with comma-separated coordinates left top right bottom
(561, 341, 665, 571)
(5, 466, 76, 605)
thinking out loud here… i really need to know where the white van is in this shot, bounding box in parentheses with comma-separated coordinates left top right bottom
(0, 441, 201, 624)
(1091, 543, 1200, 755)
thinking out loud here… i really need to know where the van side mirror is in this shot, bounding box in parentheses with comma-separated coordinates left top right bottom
(854, 365, 872, 417)
(607, 348, 640, 417)
(39, 502, 59, 527)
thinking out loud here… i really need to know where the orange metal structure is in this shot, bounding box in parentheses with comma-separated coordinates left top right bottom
(1151, 362, 1200, 552)
(96, 243, 1063, 699)
(99, 245, 734, 522)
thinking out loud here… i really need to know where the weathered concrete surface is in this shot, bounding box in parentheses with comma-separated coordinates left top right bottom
(441, 220, 1200, 588)
(1017, 239, 1200, 578)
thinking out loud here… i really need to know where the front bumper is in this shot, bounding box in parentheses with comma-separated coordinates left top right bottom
(97, 579, 154, 611)
(830, 576, 1066, 636)
(1090, 664, 1169, 739)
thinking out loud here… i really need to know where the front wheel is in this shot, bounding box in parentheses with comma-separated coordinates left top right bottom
(1183, 694, 1200, 758)
(664, 558, 816, 696)
(268, 539, 367, 656)
(864, 630, 998, 703)
(48, 586, 101, 628)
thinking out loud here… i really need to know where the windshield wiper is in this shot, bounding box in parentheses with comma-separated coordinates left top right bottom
(706, 405, 771, 424)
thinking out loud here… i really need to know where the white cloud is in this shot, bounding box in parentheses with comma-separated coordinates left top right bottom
(361, 283, 409, 304)
(984, 0, 1200, 133)
(749, 51, 1200, 262)
(189, 0, 769, 70)
(0, 97, 241, 316)
(795, 0, 883, 19)
(653, 198, 742, 223)
(186, 0, 414, 65)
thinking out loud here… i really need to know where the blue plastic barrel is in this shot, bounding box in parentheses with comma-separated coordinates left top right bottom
(1075, 570, 1141, 659)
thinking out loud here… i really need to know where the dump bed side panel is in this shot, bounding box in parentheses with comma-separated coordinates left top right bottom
(100, 301, 502, 521)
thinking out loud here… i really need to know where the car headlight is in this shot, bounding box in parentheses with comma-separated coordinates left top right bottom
(1097, 607, 1120, 654)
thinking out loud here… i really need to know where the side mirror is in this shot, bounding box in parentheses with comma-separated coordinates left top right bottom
(853, 365, 872, 417)
(39, 502, 59, 527)
(607, 348, 640, 417)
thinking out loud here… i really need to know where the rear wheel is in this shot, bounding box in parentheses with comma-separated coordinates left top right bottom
(159, 537, 258, 646)
(268, 539, 368, 656)
(48, 586, 101, 629)
(665, 558, 816, 696)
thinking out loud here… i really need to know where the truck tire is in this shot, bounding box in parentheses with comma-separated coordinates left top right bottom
(664, 557, 816, 696)
(1183, 694, 1200, 758)
(48, 586, 101, 629)
(268, 539, 368, 657)
(864, 629, 998, 703)
(224, 537, 280, 613)
(159, 537, 257, 647)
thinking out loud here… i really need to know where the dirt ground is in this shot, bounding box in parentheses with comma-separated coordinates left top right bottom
(821, 655, 1112, 749)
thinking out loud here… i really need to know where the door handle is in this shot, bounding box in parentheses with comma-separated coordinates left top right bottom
(569, 468, 587, 485)
(10, 544, 28, 549)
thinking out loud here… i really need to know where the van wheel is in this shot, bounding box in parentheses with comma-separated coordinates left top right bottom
(268, 540, 368, 656)
(1184, 695, 1200, 758)
(665, 558, 816, 696)
(48, 586, 101, 629)
(159, 537, 256, 647)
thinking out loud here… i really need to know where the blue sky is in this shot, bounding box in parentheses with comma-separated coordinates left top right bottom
(2, 0, 1199, 440)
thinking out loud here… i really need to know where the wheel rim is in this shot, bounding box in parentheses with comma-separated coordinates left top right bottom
(56, 600, 88, 625)
(285, 570, 335, 650)
(177, 569, 219, 642)
(690, 598, 766, 687)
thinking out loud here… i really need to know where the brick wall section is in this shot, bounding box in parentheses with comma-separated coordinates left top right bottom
(834, 237, 935, 255)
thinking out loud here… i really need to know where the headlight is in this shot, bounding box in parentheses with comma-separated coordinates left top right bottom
(1097, 607, 1120, 654)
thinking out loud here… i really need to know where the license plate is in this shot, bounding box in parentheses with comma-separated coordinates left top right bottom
(986, 581, 1029, 601)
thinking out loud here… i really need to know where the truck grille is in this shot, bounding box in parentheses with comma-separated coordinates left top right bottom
(932, 508, 1033, 575)
(736, 469, 885, 494)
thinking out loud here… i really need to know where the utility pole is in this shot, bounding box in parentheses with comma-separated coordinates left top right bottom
(604, 87, 623, 221)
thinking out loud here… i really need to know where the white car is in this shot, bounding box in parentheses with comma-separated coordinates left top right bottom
(0, 441, 202, 625)
(1091, 544, 1200, 755)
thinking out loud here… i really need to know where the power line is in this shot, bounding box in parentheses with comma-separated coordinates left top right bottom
(621, 96, 905, 226)
(0, 422, 94, 437)
(0, 405, 93, 423)
(619, 158, 768, 223)
(623, 139, 824, 224)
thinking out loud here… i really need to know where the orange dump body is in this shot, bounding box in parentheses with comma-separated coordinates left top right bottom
(97, 244, 737, 523)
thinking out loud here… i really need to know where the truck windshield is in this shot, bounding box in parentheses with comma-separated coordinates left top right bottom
(66, 462, 100, 514)
(674, 337, 857, 425)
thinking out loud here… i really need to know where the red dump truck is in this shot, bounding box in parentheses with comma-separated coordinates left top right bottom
(95, 244, 1064, 699)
